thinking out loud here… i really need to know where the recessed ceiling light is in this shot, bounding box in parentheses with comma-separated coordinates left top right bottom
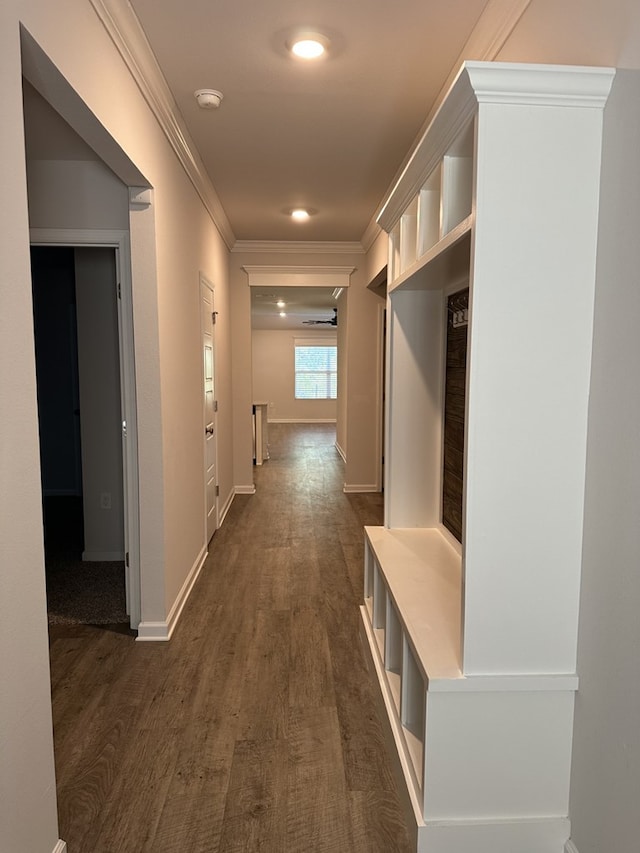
(277, 300, 286, 308)
(289, 32, 329, 59)
(291, 208, 310, 221)
(279, 311, 287, 317)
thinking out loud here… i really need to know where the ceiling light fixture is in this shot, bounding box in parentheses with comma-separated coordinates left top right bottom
(277, 300, 286, 308)
(289, 32, 329, 59)
(291, 208, 310, 221)
(194, 89, 223, 109)
(279, 311, 287, 317)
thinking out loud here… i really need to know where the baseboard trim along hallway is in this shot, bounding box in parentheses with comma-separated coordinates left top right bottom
(136, 543, 207, 641)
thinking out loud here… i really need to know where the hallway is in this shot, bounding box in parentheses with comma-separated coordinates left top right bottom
(49, 424, 412, 852)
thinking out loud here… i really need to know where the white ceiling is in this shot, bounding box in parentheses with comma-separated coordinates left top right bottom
(128, 0, 490, 243)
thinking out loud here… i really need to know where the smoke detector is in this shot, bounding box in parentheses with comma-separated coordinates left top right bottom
(194, 89, 223, 109)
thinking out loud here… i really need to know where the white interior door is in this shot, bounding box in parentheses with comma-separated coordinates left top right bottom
(201, 276, 218, 543)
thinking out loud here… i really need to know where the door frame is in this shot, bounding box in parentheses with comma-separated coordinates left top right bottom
(200, 272, 219, 541)
(30, 228, 141, 629)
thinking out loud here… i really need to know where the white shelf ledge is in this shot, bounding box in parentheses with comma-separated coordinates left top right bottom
(388, 216, 472, 293)
(365, 526, 580, 694)
(365, 526, 463, 683)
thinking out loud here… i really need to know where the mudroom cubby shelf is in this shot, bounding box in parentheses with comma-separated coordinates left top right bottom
(388, 118, 474, 282)
(360, 61, 615, 853)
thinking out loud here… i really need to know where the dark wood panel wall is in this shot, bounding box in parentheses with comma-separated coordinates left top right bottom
(442, 288, 469, 542)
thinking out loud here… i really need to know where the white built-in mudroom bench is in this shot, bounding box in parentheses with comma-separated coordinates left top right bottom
(359, 61, 614, 853)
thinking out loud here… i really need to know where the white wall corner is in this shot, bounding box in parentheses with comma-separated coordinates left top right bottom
(565, 841, 580, 853)
(136, 544, 207, 642)
(52, 841, 67, 853)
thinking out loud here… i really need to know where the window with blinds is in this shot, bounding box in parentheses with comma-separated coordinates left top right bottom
(294, 341, 337, 399)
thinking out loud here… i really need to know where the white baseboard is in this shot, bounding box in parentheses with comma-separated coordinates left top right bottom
(565, 841, 580, 853)
(268, 418, 337, 423)
(218, 487, 235, 527)
(335, 441, 346, 463)
(235, 484, 256, 495)
(136, 544, 207, 642)
(343, 483, 380, 493)
(81, 550, 125, 561)
(52, 841, 67, 853)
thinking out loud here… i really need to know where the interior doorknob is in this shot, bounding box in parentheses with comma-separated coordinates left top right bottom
(206, 425, 214, 435)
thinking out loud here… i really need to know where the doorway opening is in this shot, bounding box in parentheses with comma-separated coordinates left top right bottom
(31, 239, 140, 629)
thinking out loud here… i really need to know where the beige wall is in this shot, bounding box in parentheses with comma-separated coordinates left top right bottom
(252, 329, 337, 422)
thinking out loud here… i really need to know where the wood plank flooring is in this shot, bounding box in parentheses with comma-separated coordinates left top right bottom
(49, 424, 412, 853)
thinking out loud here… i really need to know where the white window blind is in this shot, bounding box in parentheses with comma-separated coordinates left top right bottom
(294, 339, 337, 399)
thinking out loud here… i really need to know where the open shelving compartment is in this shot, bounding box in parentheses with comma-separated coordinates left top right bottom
(389, 119, 474, 283)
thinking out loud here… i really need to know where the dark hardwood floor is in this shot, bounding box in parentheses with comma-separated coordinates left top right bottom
(49, 423, 412, 852)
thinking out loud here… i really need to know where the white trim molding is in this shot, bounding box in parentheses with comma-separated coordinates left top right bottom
(565, 841, 580, 853)
(243, 265, 355, 288)
(343, 484, 380, 494)
(52, 841, 67, 853)
(233, 240, 364, 255)
(335, 442, 346, 463)
(235, 485, 257, 495)
(269, 418, 336, 424)
(89, 0, 235, 248)
(217, 486, 235, 528)
(136, 545, 207, 642)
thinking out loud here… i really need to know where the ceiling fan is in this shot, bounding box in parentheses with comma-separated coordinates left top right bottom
(303, 307, 337, 326)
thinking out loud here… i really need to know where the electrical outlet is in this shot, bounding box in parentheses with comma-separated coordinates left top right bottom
(100, 492, 112, 510)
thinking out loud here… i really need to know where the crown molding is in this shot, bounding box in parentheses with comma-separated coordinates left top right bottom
(466, 61, 615, 107)
(242, 265, 355, 288)
(232, 240, 365, 255)
(362, 0, 532, 241)
(89, 0, 235, 249)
